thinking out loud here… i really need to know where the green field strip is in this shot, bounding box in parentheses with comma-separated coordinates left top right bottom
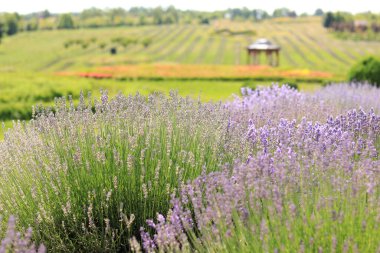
(234, 42, 242, 65)
(143, 26, 182, 55)
(194, 37, 215, 64)
(175, 35, 202, 63)
(291, 33, 332, 63)
(281, 27, 340, 70)
(142, 26, 183, 55)
(281, 35, 316, 68)
(270, 36, 298, 68)
(294, 30, 350, 71)
(182, 34, 208, 64)
(37, 44, 100, 71)
(304, 33, 353, 66)
(319, 32, 364, 62)
(152, 27, 197, 62)
(168, 28, 204, 62)
(219, 39, 237, 65)
(126, 27, 166, 55)
(259, 23, 301, 67)
(214, 37, 227, 64)
(200, 36, 220, 64)
(271, 24, 317, 69)
(334, 38, 379, 59)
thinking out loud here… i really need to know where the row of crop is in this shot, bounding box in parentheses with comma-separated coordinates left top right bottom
(1, 85, 379, 252)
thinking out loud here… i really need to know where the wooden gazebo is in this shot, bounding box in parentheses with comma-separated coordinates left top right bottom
(247, 39, 280, 67)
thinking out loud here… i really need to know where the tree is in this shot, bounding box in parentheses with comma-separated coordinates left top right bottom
(40, 10, 51, 19)
(0, 22, 3, 44)
(272, 8, 291, 18)
(323, 12, 334, 28)
(152, 7, 163, 25)
(5, 13, 19, 36)
(80, 8, 103, 19)
(349, 57, 380, 87)
(314, 9, 324, 16)
(57, 14, 75, 29)
(252, 9, 269, 21)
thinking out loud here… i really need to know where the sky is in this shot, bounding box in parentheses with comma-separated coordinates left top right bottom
(1, 0, 379, 15)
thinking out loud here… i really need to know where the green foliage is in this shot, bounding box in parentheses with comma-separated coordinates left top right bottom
(99, 42, 107, 49)
(242, 82, 299, 92)
(213, 28, 256, 36)
(0, 92, 239, 251)
(323, 11, 380, 41)
(314, 9, 324, 17)
(349, 56, 380, 86)
(323, 11, 354, 28)
(141, 38, 152, 48)
(57, 14, 75, 29)
(5, 14, 19, 35)
(323, 12, 334, 28)
(0, 22, 3, 43)
(111, 37, 138, 48)
(272, 8, 297, 18)
(0, 13, 20, 36)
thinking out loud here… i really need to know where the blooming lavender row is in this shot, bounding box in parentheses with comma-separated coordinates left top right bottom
(0, 84, 379, 252)
(0, 91, 240, 252)
(0, 216, 45, 253)
(231, 84, 380, 128)
(141, 85, 380, 252)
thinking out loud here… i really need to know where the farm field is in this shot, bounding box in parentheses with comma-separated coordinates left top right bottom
(1, 17, 379, 74)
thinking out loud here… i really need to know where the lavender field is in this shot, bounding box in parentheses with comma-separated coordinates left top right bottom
(0, 84, 379, 252)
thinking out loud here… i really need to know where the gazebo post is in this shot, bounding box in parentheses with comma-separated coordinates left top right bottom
(266, 51, 272, 66)
(275, 50, 279, 66)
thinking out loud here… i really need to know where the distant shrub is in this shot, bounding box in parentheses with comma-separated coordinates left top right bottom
(214, 28, 256, 36)
(64, 38, 97, 49)
(141, 38, 152, 48)
(349, 56, 380, 87)
(57, 14, 75, 29)
(99, 42, 107, 49)
(111, 37, 138, 49)
(241, 82, 298, 95)
(285, 82, 299, 90)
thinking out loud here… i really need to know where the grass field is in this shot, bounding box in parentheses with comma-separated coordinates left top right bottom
(1, 17, 379, 73)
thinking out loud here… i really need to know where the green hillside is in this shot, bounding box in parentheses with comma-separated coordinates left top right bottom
(1, 17, 379, 74)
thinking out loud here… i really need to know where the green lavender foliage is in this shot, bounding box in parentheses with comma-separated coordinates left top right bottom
(0, 91, 246, 252)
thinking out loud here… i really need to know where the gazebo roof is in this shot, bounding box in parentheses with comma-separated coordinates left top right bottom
(247, 38, 280, 50)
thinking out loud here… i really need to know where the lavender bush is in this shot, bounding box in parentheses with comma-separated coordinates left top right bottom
(0, 84, 379, 252)
(0, 91, 244, 252)
(0, 216, 45, 253)
(140, 85, 380, 252)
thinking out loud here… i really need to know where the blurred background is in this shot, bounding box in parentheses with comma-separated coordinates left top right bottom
(1, 0, 380, 137)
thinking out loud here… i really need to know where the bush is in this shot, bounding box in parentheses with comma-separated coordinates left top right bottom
(57, 14, 75, 29)
(0, 216, 46, 253)
(349, 56, 380, 87)
(0, 92, 242, 252)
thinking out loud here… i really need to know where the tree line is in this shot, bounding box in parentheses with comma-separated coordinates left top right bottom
(0, 6, 326, 40)
(323, 11, 380, 33)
